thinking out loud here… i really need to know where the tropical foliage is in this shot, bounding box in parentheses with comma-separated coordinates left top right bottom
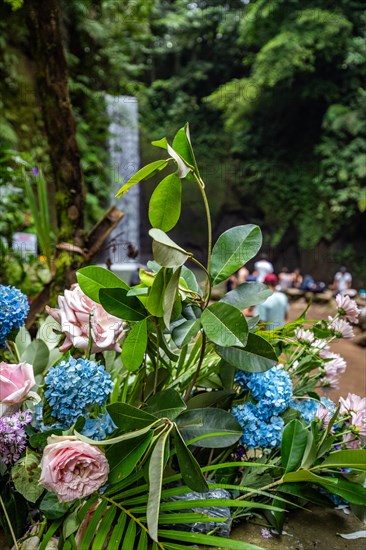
(1, 127, 365, 549)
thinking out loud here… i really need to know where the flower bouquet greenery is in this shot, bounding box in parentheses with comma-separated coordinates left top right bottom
(0, 125, 365, 549)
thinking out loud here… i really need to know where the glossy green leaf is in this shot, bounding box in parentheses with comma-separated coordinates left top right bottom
(172, 319, 201, 348)
(116, 159, 170, 197)
(281, 419, 308, 473)
(77, 266, 128, 303)
(180, 265, 201, 294)
(163, 267, 181, 327)
(216, 332, 277, 373)
(107, 402, 157, 431)
(20, 338, 49, 375)
(147, 428, 171, 541)
(282, 471, 366, 505)
(173, 427, 208, 492)
(91, 507, 117, 550)
(40, 491, 70, 519)
(121, 318, 147, 371)
(99, 288, 146, 321)
(210, 225, 262, 286)
(201, 302, 248, 347)
(221, 281, 272, 310)
(314, 449, 366, 471)
(172, 123, 200, 177)
(149, 228, 191, 267)
(106, 513, 127, 550)
(167, 143, 191, 178)
(149, 174, 182, 232)
(79, 500, 108, 550)
(146, 268, 167, 317)
(121, 518, 136, 550)
(146, 389, 186, 420)
(158, 529, 267, 549)
(187, 390, 236, 410)
(75, 422, 158, 446)
(176, 408, 242, 448)
(107, 432, 153, 485)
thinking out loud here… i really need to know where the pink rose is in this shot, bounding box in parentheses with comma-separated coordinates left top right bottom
(0, 362, 35, 406)
(46, 284, 125, 353)
(39, 435, 109, 503)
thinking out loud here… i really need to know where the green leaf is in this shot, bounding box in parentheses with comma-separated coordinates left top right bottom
(107, 432, 153, 485)
(121, 319, 147, 371)
(187, 390, 236, 410)
(77, 266, 129, 303)
(167, 143, 191, 178)
(75, 422, 158, 446)
(314, 450, 366, 471)
(11, 451, 43, 503)
(176, 408, 242, 448)
(216, 333, 277, 373)
(146, 389, 186, 420)
(282, 471, 366, 505)
(180, 265, 201, 294)
(149, 228, 191, 267)
(20, 338, 49, 375)
(121, 519, 136, 550)
(63, 509, 80, 540)
(106, 513, 127, 550)
(149, 174, 182, 232)
(91, 507, 117, 550)
(281, 419, 308, 473)
(151, 137, 168, 149)
(116, 159, 170, 198)
(99, 288, 146, 321)
(146, 268, 167, 317)
(210, 225, 262, 286)
(40, 491, 70, 519)
(201, 302, 248, 348)
(300, 424, 317, 469)
(79, 500, 108, 550)
(172, 123, 200, 178)
(36, 315, 62, 350)
(15, 326, 31, 355)
(147, 428, 171, 541)
(221, 282, 272, 310)
(172, 319, 201, 348)
(173, 427, 208, 492)
(107, 403, 157, 431)
(163, 267, 181, 327)
(158, 529, 265, 549)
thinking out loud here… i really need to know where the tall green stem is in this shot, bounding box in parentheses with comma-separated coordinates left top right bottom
(184, 332, 207, 401)
(193, 174, 212, 273)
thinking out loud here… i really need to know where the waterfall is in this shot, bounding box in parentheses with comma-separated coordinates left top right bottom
(102, 95, 140, 278)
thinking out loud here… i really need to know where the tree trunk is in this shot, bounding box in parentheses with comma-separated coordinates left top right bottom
(27, 0, 85, 292)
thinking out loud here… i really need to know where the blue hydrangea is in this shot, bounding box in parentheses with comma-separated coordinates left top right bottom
(82, 413, 117, 440)
(291, 396, 336, 424)
(291, 399, 319, 423)
(44, 357, 113, 425)
(0, 285, 29, 347)
(235, 366, 293, 419)
(232, 402, 284, 449)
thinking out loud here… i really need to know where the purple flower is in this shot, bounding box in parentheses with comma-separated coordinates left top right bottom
(0, 411, 32, 465)
(335, 294, 360, 324)
(31, 167, 39, 177)
(329, 317, 354, 339)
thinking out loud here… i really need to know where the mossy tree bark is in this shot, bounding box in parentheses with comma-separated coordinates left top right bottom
(27, 0, 85, 294)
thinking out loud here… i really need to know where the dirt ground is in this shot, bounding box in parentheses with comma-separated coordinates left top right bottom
(287, 299, 366, 401)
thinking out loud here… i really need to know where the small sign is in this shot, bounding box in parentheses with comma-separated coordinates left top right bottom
(12, 232, 38, 258)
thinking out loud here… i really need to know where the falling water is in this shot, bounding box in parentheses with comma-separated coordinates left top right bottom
(103, 94, 140, 274)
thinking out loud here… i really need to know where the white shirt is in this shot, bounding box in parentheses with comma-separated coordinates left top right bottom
(334, 272, 352, 292)
(255, 292, 289, 330)
(254, 260, 274, 283)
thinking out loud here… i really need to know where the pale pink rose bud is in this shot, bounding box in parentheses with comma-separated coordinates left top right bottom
(0, 362, 35, 407)
(39, 436, 109, 503)
(46, 284, 125, 353)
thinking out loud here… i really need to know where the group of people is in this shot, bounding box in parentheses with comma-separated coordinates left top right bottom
(227, 255, 355, 331)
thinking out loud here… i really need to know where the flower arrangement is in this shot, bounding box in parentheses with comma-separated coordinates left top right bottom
(0, 125, 365, 549)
